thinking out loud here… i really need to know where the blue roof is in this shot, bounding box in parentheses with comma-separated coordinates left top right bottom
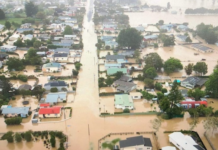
(144, 35, 158, 40)
(160, 24, 174, 31)
(177, 25, 188, 29)
(16, 28, 34, 33)
(100, 36, 114, 42)
(2, 107, 29, 115)
(52, 42, 72, 47)
(105, 41, 118, 47)
(45, 92, 67, 103)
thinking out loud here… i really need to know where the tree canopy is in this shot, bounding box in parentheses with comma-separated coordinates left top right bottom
(144, 67, 157, 79)
(159, 34, 175, 46)
(117, 28, 143, 49)
(25, 2, 38, 17)
(25, 48, 42, 65)
(185, 63, 193, 75)
(188, 88, 205, 100)
(144, 53, 163, 71)
(63, 25, 73, 35)
(6, 57, 25, 71)
(164, 57, 183, 74)
(0, 9, 5, 20)
(206, 69, 218, 98)
(5, 21, 11, 30)
(193, 62, 208, 76)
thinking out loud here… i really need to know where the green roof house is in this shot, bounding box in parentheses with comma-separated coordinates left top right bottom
(107, 68, 128, 75)
(42, 62, 62, 73)
(115, 94, 134, 110)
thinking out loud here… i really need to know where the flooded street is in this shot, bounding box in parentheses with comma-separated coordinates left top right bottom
(1, 1, 218, 150)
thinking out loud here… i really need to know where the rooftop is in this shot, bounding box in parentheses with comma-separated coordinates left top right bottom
(106, 55, 126, 60)
(43, 62, 61, 68)
(191, 44, 212, 52)
(115, 94, 134, 108)
(107, 68, 127, 75)
(2, 107, 30, 115)
(44, 81, 67, 87)
(45, 92, 67, 103)
(119, 136, 152, 148)
(53, 53, 68, 58)
(18, 84, 32, 90)
(39, 106, 62, 115)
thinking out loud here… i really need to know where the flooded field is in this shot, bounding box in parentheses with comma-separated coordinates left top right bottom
(8, 95, 39, 109)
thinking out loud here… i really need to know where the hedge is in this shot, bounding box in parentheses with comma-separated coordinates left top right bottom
(5, 117, 22, 125)
(99, 92, 123, 96)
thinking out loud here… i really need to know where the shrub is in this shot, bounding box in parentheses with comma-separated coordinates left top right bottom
(73, 87, 76, 91)
(161, 113, 170, 120)
(5, 117, 22, 125)
(15, 133, 22, 142)
(50, 135, 56, 147)
(63, 100, 66, 103)
(73, 69, 78, 76)
(12, 97, 16, 100)
(50, 88, 58, 93)
(1, 131, 14, 143)
(155, 82, 163, 91)
(18, 75, 28, 82)
(24, 131, 32, 142)
(214, 110, 218, 117)
(161, 88, 168, 93)
(123, 108, 130, 113)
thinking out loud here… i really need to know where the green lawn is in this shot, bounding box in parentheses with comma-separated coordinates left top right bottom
(0, 18, 25, 25)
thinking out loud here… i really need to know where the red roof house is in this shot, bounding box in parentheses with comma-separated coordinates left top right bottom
(180, 101, 207, 109)
(39, 106, 62, 118)
(40, 103, 50, 108)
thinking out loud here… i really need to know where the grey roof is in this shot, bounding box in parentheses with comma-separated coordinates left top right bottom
(118, 51, 134, 57)
(119, 136, 152, 148)
(55, 48, 70, 53)
(118, 75, 132, 82)
(191, 44, 212, 52)
(114, 80, 136, 92)
(2, 107, 30, 115)
(44, 81, 67, 87)
(18, 84, 32, 90)
(53, 53, 68, 58)
(106, 55, 125, 60)
(182, 77, 207, 87)
(0, 53, 8, 58)
(61, 40, 73, 44)
(194, 145, 205, 150)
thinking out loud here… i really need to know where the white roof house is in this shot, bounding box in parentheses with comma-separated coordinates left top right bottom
(169, 132, 205, 150)
(0, 24, 4, 31)
(1, 45, 17, 52)
(24, 34, 33, 40)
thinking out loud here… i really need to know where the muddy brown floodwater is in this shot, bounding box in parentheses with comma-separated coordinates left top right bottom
(1, 0, 218, 150)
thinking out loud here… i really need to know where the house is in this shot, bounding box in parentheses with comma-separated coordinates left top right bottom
(181, 77, 207, 89)
(39, 106, 62, 118)
(38, 34, 50, 40)
(2, 107, 30, 118)
(52, 42, 72, 48)
(24, 34, 33, 40)
(64, 35, 77, 40)
(0, 24, 4, 31)
(113, 80, 136, 93)
(169, 132, 205, 150)
(44, 81, 68, 91)
(117, 75, 132, 82)
(118, 50, 135, 57)
(119, 136, 152, 150)
(105, 63, 122, 70)
(53, 53, 69, 62)
(65, 18, 77, 23)
(115, 94, 134, 110)
(45, 92, 67, 104)
(134, 26, 145, 32)
(175, 35, 188, 42)
(1, 105, 11, 110)
(40, 103, 50, 108)
(21, 23, 31, 28)
(177, 25, 188, 32)
(61, 39, 74, 45)
(100, 36, 115, 42)
(54, 48, 70, 54)
(144, 35, 158, 44)
(191, 44, 213, 53)
(107, 68, 128, 75)
(16, 28, 34, 33)
(42, 62, 62, 73)
(1, 45, 17, 52)
(130, 92, 142, 99)
(18, 84, 32, 90)
(105, 55, 127, 63)
(105, 41, 118, 48)
(0, 53, 8, 61)
(180, 100, 207, 109)
(160, 24, 174, 32)
(36, 52, 46, 57)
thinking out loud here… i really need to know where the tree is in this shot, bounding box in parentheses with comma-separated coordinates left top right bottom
(33, 40, 41, 49)
(2, 132, 14, 143)
(117, 28, 143, 49)
(193, 62, 207, 76)
(102, 139, 120, 150)
(144, 78, 154, 88)
(134, 49, 140, 63)
(154, 43, 158, 48)
(206, 69, 218, 98)
(15, 133, 22, 142)
(188, 88, 205, 100)
(36, 11, 45, 19)
(5, 117, 22, 125)
(185, 63, 193, 75)
(185, 37, 192, 43)
(105, 77, 113, 86)
(164, 57, 183, 74)
(144, 53, 163, 71)
(6, 57, 25, 71)
(159, 34, 175, 46)
(155, 83, 163, 91)
(159, 97, 170, 112)
(158, 20, 164, 25)
(25, 2, 38, 17)
(14, 38, 25, 47)
(24, 131, 32, 142)
(50, 135, 56, 147)
(5, 21, 11, 30)
(1, 80, 13, 98)
(145, 67, 157, 79)
(75, 62, 82, 71)
(63, 25, 73, 35)
(0, 9, 5, 20)
(50, 88, 58, 93)
(25, 48, 42, 65)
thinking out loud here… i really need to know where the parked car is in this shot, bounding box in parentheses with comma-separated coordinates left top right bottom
(152, 97, 158, 101)
(200, 98, 207, 101)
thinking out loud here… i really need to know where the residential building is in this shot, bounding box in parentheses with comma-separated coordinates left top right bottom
(39, 106, 62, 118)
(117, 75, 132, 82)
(119, 136, 152, 150)
(134, 26, 145, 32)
(130, 92, 142, 99)
(105, 55, 127, 63)
(64, 35, 77, 40)
(107, 68, 128, 75)
(115, 94, 134, 110)
(20, 23, 31, 28)
(177, 25, 188, 32)
(52, 42, 72, 48)
(23, 34, 33, 40)
(0, 45, 17, 52)
(0, 24, 4, 31)
(45, 92, 67, 104)
(0, 53, 8, 61)
(100, 36, 115, 42)
(53, 53, 69, 62)
(105, 41, 118, 48)
(18, 84, 32, 90)
(2, 107, 30, 118)
(16, 28, 34, 33)
(169, 132, 205, 150)
(180, 100, 207, 109)
(105, 63, 122, 70)
(118, 50, 135, 57)
(181, 76, 207, 89)
(65, 18, 77, 23)
(144, 35, 158, 44)
(42, 62, 62, 73)
(160, 24, 174, 32)
(44, 81, 68, 91)
(113, 80, 136, 93)
(61, 39, 74, 45)
(54, 48, 70, 54)
(191, 44, 213, 53)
